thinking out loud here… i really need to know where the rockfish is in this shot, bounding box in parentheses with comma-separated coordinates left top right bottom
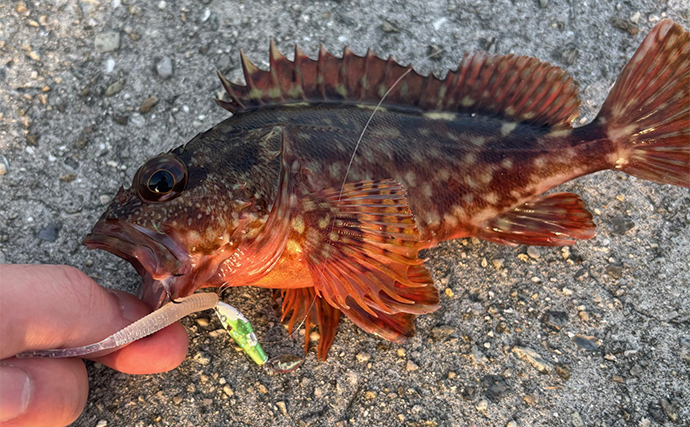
(83, 20, 689, 360)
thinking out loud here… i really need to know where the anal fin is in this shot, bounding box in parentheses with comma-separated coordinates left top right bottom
(476, 192, 596, 246)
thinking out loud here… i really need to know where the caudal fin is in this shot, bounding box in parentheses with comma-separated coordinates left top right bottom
(598, 20, 689, 187)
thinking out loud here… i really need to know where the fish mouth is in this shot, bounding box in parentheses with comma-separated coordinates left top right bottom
(83, 219, 192, 309)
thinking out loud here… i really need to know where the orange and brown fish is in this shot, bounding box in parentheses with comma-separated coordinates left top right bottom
(77, 20, 689, 361)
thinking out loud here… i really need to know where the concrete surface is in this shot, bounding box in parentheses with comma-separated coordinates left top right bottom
(1, 0, 689, 426)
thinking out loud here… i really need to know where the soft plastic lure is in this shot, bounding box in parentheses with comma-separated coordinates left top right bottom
(17, 292, 220, 358)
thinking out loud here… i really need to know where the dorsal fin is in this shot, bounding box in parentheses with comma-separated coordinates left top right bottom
(216, 42, 581, 128)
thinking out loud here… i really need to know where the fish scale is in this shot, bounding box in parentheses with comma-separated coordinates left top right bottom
(78, 20, 688, 361)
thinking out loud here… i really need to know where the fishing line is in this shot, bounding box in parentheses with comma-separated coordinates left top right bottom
(336, 67, 413, 203)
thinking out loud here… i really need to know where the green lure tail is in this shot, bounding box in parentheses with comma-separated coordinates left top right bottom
(215, 301, 268, 366)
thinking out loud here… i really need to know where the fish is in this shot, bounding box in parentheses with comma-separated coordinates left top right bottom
(83, 20, 689, 361)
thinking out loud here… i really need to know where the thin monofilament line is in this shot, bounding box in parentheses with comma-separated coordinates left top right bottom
(336, 67, 413, 204)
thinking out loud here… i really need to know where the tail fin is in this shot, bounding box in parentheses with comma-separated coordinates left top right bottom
(598, 20, 689, 187)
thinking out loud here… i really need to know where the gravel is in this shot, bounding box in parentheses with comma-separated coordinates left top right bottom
(156, 56, 174, 79)
(0, 1, 688, 426)
(94, 32, 121, 53)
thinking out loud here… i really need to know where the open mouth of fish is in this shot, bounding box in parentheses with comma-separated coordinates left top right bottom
(82, 219, 192, 309)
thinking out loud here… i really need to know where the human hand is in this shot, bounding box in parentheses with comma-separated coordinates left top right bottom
(0, 265, 189, 426)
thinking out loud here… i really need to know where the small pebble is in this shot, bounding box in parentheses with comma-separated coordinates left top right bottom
(356, 352, 371, 363)
(630, 11, 641, 24)
(555, 364, 571, 381)
(491, 258, 504, 269)
(172, 394, 183, 405)
(527, 246, 541, 259)
(99, 195, 112, 205)
(130, 113, 145, 127)
(524, 394, 537, 404)
(222, 385, 234, 397)
(38, 223, 62, 242)
(406, 360, 419, 371)
(15, 2, 28, 13)
(432, 17, 447, 30)
(606, 265, 623, 279)
(542, 310, 568, 331)
(0, 156, 8, 175)
(364, 391, 377, 400)
(610, 217, 635, 235)
(157, 1, 166, 9)
(95, 420, 107, 427)
(660, 398, 678, 422)
(476, 399, 488, 412)
(573, 334, 601, 351)
(140, 96, 159, 113)
(192, 352, 211, 365)
(309, 330, 320, 342)
(105, 79, 125, 97)
(431, 325, 455, 340)
(95, 32, 121, 53)
(512, 346, 553, 374)
(156, 57, 174, 78)
(60, 173, 77, 183)
(105, 58, 115, 73)
(258, 384, 268, 394)
(276, 401, 288, 416)
(571, 412, 585, 427)
(382, 21, 399, 33)
(195, 318, 209, 327)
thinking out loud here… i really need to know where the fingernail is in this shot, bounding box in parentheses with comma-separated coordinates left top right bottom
(0, 365, 32, 422)
(108, 290, 140, 322)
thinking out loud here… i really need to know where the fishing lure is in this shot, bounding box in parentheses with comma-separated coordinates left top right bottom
(17, 293, 220, 358)
(214, 301, 268, 366)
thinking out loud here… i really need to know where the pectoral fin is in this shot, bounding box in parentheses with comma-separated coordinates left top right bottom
(297, 180, 439, 317)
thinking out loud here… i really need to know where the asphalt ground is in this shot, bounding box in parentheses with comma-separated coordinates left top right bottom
(0, 0, 688, 426)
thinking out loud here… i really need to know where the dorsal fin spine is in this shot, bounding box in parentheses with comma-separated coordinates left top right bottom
(316, 45, 328, 100)
(268, 40, 286, 102)
(215, 70, 245, 112)
(240, 50, 265, 106)
(292, 45, 307, 101)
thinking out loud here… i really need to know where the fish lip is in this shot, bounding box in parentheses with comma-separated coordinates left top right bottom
(82, 219, 191, 308)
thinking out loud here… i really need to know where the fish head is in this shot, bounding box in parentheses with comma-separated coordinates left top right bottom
(83, 128, 273, 309)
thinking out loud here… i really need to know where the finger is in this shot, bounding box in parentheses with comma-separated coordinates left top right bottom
(0, 358, 87, 427)
(0, 265, 189, 374)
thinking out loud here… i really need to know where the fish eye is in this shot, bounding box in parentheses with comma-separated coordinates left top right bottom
(147, 170, 175, 194)
(134, 154, 188, 203)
